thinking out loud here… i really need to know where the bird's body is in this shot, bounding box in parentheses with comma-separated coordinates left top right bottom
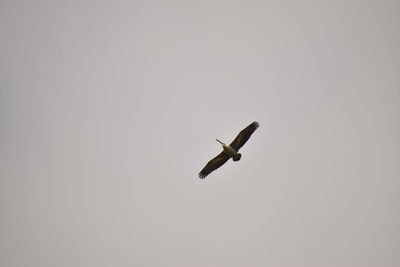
(199, 121, 259, 179)
(215, 139, 240, 159)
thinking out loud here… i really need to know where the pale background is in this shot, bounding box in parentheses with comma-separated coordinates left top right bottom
(1, 1, 399, 266)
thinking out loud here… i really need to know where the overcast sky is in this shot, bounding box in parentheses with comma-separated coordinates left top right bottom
(1, 1, 400, 266)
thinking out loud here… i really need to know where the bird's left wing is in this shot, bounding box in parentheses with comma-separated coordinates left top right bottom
(229, 121, 259, 151)
(199, 151, 230, 179)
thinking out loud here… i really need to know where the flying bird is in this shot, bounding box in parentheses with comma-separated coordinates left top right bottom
(199, 121, 259, 179)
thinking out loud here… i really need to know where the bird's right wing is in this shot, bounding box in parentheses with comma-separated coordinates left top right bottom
(198, 151, 230, 179)
(229, 121, 259, 151)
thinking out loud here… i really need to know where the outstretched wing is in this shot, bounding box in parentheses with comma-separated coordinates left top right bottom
(229, 121, 259, 151)
(199, 151, 230, 179)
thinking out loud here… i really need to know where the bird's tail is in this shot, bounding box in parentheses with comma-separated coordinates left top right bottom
(233, 153, 241, 161)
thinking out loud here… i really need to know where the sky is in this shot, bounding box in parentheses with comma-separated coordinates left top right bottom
(1, 0, 399, 266)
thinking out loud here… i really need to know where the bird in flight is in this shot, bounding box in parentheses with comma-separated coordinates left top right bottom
(199, 121, 259, 179)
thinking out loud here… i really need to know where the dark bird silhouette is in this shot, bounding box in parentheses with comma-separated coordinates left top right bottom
(199, 121, 259, 179)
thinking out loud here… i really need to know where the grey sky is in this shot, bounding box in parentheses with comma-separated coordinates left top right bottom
(1, 1, 400, 266)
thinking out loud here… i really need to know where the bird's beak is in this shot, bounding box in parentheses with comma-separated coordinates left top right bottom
(215, 139, 224, 145)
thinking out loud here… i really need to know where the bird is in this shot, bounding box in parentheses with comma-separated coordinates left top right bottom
(198, 121, 259, 179)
